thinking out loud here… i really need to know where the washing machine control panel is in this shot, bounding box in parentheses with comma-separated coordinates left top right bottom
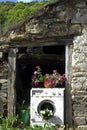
(31, 88, 65, 97)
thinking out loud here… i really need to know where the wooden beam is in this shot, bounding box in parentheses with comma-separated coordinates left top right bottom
(65, 45, 73, 127)
(10, 38, 73, 48)
(8, 48, 17, 118)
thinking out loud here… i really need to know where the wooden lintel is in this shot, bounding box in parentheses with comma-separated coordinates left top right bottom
(10, 38, 73, 48)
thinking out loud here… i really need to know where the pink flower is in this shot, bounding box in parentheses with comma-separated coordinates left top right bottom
(32, 66, 66, 88)
(52, 79, 56, 87)
(34, 82, 39, 87)
(62, 75, 66, 82)
(34, 71, 37, 75)
(35, 66, 41, 70)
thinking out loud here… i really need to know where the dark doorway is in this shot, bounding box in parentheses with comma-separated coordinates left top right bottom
(16, 45, 65, 112)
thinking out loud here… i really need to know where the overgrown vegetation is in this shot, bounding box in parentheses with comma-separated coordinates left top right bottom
(0, 0, 58, 35)
(0, 116, 65, 130)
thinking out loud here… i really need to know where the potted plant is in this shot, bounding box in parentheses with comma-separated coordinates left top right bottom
(32, 66, 66, 88)
(18, 100, 30, 124)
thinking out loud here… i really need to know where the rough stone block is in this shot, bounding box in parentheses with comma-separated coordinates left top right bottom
(74, 117, 86, 125)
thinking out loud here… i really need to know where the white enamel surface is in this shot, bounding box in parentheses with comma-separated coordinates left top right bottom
(30, 88, 65, 126)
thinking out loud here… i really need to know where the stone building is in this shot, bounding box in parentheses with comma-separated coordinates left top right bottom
(0, 0, 87, 129)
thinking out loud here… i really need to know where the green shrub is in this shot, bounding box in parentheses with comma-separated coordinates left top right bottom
(0, 116, 65, 130)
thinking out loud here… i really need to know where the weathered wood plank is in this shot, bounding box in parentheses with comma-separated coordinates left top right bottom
(10, 38, 73, 48)
(65, 45, 73, 127)
(8, 48, 17, 117)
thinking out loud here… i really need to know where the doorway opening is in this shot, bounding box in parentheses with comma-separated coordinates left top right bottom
(16, 45, 65, 114)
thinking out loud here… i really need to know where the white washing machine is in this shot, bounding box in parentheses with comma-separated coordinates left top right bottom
(30, 88, 65, 126)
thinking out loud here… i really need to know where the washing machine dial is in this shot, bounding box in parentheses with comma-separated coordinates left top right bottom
(58, 92, 62, 96)
(52, 92, 56, 96)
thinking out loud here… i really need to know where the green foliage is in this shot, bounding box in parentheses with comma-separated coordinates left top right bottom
(47, 0, 58, 4)
(0, 116, 19, 129)
(0, 0, 57, 34)
(0, 116, 65, 130)
(0, 5, 8, 22)
(28, 2, 47, 16)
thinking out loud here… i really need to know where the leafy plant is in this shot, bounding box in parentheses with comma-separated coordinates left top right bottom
(40, 108, 53, 120)
(0, 116, 19, 129)
(32, 66, 66, 87)
(0, 115, 65, 130)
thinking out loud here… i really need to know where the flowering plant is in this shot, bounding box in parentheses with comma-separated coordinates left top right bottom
(32, 66, 66, 87)
(40, 108, 53, 120)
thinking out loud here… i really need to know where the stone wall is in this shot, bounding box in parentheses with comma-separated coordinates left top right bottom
(71, 25, 87, 129)
(0, 58, 8, 116)
(0, 0, 87, 129)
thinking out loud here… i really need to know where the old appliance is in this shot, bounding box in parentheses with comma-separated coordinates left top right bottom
(30, 88, 65, 126)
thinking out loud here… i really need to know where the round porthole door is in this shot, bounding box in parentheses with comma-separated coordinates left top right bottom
(37, 100, 56, 120)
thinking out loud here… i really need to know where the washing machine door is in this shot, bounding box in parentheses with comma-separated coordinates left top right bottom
(37, 99, 63, 125)
(37, 99, 56, 120)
